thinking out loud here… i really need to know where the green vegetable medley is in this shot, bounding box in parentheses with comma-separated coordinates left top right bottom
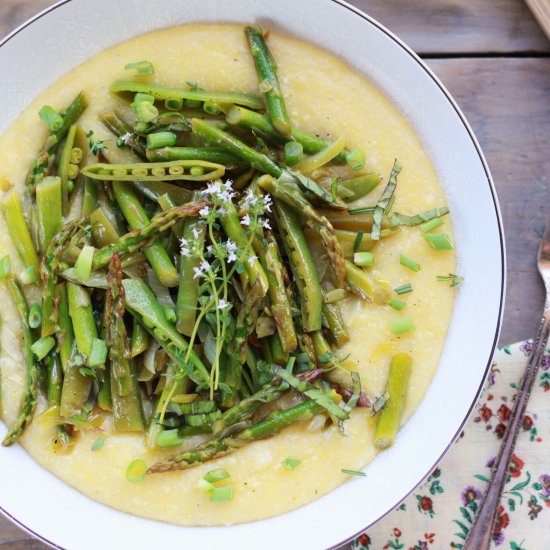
(0, 26, 457, 483)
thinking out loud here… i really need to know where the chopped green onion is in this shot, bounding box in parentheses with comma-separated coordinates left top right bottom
(126, 459, 148, 483)
(282, 457, 302, 470)
(388, 298, 406, 311)
(39, 105, 64, 132)
(371, 391, 390, 416)
(74, 245, 95, 282)
(420, 217, 444, 233)
(190, 166, 205, 176)
(31, 336, 56, 360)
(157, 429, 183, 448)
(28, 303, 42, 329)
(284, 141, 303, 166)
(394, 283, 413, 295)
(132, 102, 159, 125)
(0, 255, 11, 280)
(346, 149, 365, 170)
(209, 486, 234, 503)
(89, 338, 108, 367)
(18, 265, 37, 285)
(341, 469, 367, 477)
(424, 232, 454, 251)
(324, 288, 347, 304)
(354, 252, 374, 267)
(125, 60, 155, 77)
(204, 468, 231, 483)
(203, 101, 221, 115)
(399, 254, 421, 272)
(390, 317, 416, 335)
(353, 231, 364, 253)
(437, 273, 464, 287)
(197, 479, 215, 494)
(91, 437, 105, 452)
(147, 131, 177, 150)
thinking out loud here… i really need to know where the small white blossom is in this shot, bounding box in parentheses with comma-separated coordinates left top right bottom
(192, 227, 200, 239)
(226, 240, 238, 263)
(193, 266, 203, 279)
(261, 218, 271, 230)
(264, 195, 273, 212)
(199, 206, 210, 217)
(218, 299, 229, 310)
(248, 254, 257, 266)
(179, 237, 190, 257)
(241, 214, 251, 226)
(200, 260, 211, 273)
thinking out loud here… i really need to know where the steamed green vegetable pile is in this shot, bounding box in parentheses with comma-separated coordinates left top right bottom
(0, 26, 453, 478)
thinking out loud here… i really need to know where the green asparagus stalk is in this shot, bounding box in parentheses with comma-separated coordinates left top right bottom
(148, 398, 322, 473)
(1, 275, 39, 446)
(244, 26, 292, 137)
(35, 176, 62, 252)
(55, 283, 75, 371)
(322, 300, 350, 347)
(66, 282, 99, 363)
(374, 353, 412, 449)
(112, 181, 179, 287)
(275, 201, 322, 332)
(344, 260, 391, 305)
(1, 188, 40, 276)
(106, 253, 144, 432)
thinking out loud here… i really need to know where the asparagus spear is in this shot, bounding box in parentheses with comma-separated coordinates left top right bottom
(1, 188, 40, 276)
(344, 260, 391, 305)
(374, 353, 412, 449)
(244, 26, 292, 137)
(105, 253, 144, 432)
(112, 181, 179, 287)
(148, 398, 322, 473)
(1, 275, 39, 446)
(35, 176, 62, 252)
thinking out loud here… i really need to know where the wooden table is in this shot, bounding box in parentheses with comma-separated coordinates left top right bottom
(0, 1, 549, 548)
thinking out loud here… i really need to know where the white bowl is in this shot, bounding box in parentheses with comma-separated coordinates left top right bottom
(0, 1, 504, 548)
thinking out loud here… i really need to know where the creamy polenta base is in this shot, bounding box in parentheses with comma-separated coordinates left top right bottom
(0, 24, 455, 525)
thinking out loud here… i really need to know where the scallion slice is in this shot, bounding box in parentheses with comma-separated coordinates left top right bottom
(209, 486, 234, 503)
(30, 336, 56, 360)
(74, 245, 95, 282)
(354, 252, 374, 267)
(39, 105, 64, 132)
(424, 232, 454, 251)
(394, 283, 413, 295)
(197, 479, 215, 494)
(399, 254, 420, 272)
(284, 141, 303, 166)
(125, 60, 155, 77)
(341, 469, 367, 477)
(157, 429, 183, 448)
(126, 459, 148, 483)
(28, 303, 42, 329)
(282, 457, 302, 470)
(204, 468, 231, 483)
(390, 316, 416, 335)
(388, 298, 406, 311)
(147, 131, 177, 150)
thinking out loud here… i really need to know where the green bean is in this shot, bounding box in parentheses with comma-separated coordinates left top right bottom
(1, 188, 40, 276)
(35, 176, 62, 252)
(112, 181, 179, 287)
(106, 253, 144, 432)
(244, 26, 291, 137)
(110, 80, 264, 110)
(192, 118, 281, 177)
(82, 159, 225, 182)
(275, 201, 322, 332)
(146, 146, 247, 170)
(1, 276, 39, 446)
(374, 353, 412, 449)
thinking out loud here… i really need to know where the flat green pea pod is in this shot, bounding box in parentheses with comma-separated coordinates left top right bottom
(275, 200, 322, 332)
(81, 159, 225, 182)
(109, 80, 264, 110)
(57, 125, 88, 214)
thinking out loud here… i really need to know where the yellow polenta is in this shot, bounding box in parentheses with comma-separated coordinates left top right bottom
(0, 24, 455, 525)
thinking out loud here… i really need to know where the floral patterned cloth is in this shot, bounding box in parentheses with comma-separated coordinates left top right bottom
(352, 340, 550, 550)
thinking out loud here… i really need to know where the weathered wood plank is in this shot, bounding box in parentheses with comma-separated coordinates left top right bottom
(426, 57, 550, 345)
(1, 0, 549, 54)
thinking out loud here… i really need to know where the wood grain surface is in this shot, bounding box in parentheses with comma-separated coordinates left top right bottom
(0, 1, 549, 549)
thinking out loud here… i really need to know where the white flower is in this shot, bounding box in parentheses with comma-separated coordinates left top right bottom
(218, 299, 230, 310)
(200, 260, 211, 273)
(226, 240, 238, 263)
(193, 266, 203, 279)
(206, 245, 214, 256)
(192, 227, 200, 239)
(199, 206, 210, 217)
(180, 237, 190, 257)
(264, 195, 273, 212)
(261, 218, 271, 230)
(248, 254, 257, 266)
(241, 214, 251, 226)
(121, 132, 132, 144)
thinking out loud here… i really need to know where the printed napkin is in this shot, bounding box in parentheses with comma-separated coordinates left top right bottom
(351, 341, 550, 550)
